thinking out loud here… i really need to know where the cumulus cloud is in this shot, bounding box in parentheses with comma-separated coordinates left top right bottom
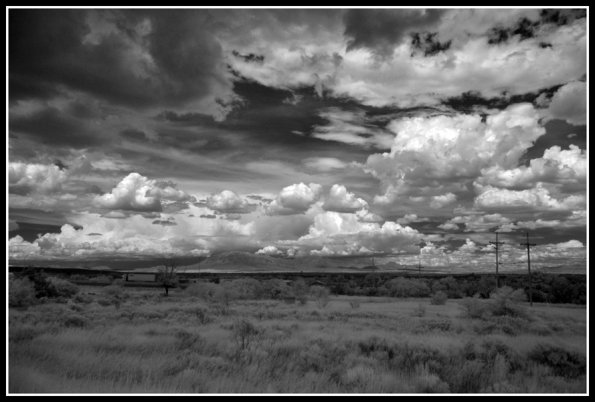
(396, 214, 429, 225)
(94, 172, 191, 212)
(255, 245, 284, 256)
(9, 162, 68, 195)
(430, 192, 457, 209)
(206, 190, 254, 213)
(295, 211, 422, 255)
(546, 81, 586, 125)
(476, 145, 586, 190)
(266, 182, 322, 215)
(474, 183, 585, 213)
(367, 103, 545, 206)
(322, 184, 368, 213)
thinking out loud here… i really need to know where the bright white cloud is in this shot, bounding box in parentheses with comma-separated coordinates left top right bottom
(430, 192, 457, 209)
(322, 184, 368, 213)
(9, 162, 68, 195)
(266, 182, 323, 215)
(206, 190, 253, 213)
(255, 245, 284, 256)
(477, 145, 586, 190)
(94, 173, 191, 212)
(367, 103, 545, 204)
(474, 183, 585, 213)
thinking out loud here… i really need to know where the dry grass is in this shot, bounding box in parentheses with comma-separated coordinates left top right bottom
(8, 286, 586, 394)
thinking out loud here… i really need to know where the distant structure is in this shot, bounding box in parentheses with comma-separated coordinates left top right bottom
(125, 273, 157, 282)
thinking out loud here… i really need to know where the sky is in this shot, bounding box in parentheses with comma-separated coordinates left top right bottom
(7, 7, 588, 271)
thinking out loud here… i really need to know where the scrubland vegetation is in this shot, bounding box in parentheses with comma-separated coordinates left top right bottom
(9, 272, 586, 393)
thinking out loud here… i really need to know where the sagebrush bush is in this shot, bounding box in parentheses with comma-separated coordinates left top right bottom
(489, 286, 528, 318)
(310, 285, 330, 308)
(232, 319, 260, 351)
(46, 277, 79, 298)
(528, 344, 586, 378)
(386, 278, 431, 298)
(9, 276, 37, 307)
(430, 291, 448, 305)
(185, 281, 220, 300)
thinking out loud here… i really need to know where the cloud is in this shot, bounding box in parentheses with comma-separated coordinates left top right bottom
(442, 213, 512, 233)
(476, 144, 586, 191)
(396, 214, 429, 225)
(255, 245, 284, 256)
(302, 157, 348, 172)
(311, 108, 395, 149)
(343, 9, 445, 56)
(430, 192, 457, 209)
(266, 182, 322, 215)
(322, 184, 368, 213)
(474, 183, 585, 213)
(295, 211, 422, 255)
(94, 172, 191, 212)
(545, 81, 586, 125)
(9, 162, 68, 195)
(206, 190, 254, 213)
(366, 103, 545, 208)
(9, 9, 238, 118)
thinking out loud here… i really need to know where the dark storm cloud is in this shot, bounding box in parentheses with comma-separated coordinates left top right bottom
(120, 129, 149, 142)
(9, 9, 233, 110)
(487, 9, 587, 46)
(442, 85, 562, 114)
(10, 107, 106, 148)
(410, 32, 451, 57)
(343, 9, 445, 55)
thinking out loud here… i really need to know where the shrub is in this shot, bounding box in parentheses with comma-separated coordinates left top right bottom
(430, 291, 448, 305)
(185, 281, 220, 300)
(412, 303, 426, 317)
(460, 295, 492, 319)
(262, 279, 292, 300)
(9, 276, 37, 307)
(291, 279, 309, 305)
(386, 278, 431, 298)
(528, 344, 586, 378)
(46, 277, 79, 298)
(310, 285, 330, 308)
(63, 313, 89, 328)
(489, 286, 528, 318)
(349, 300, 361, 309)
(232, 319, 260, 351)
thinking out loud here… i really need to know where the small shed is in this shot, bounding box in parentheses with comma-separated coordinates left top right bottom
(125, 273, 157, 282)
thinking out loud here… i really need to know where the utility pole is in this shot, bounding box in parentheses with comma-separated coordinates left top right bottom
(520, 232, 537, 306)
(489, 232, 504, 288)
(418, 241, 424, 276)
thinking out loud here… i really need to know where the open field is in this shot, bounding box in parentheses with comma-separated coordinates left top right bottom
(8, 280, 587, 394)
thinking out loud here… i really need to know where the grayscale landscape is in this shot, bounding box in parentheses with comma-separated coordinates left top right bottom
(7, 6, 587, 395)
